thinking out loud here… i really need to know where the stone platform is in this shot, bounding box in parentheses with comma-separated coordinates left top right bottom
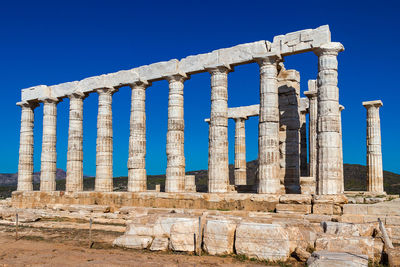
(11, 191, 281, 212)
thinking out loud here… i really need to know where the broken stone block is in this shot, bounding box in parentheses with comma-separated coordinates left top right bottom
(307, 250, 368, 267)
(169, 218, 197, 252)
(315, 236, 378, 260)
(203, 219, 236, 255)
(321, 221, 360, 236)
(279, 194, 312, 204)
(112, 235, 153, 249)
(149, 237, 169, 251)
(293, 247, 311, 262)
(235, 222, 290, 261)
(387, 248, 400, 267)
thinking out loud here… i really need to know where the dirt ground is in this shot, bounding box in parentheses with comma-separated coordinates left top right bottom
(0, 224, 287, 267)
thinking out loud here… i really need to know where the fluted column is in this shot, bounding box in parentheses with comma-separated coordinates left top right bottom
(66, 92, 86, 192)
(257, 56, 281, 194)
(314, 42, 344, 195)
(234, 117, 247, 185)
(363, 100, 384, 194)
(40, 97, 60, 191)
(95, 87, 117, 192)
(304, 85, 318, 179)
(208, 66, 231, 193)
(339, 104, 345, 193)
(165, 74, 187, 193)
(128, 81, 150, 192)
(17, 101, 39, 191)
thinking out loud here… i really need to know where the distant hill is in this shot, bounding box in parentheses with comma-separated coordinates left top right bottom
(0, 161, 399, 198)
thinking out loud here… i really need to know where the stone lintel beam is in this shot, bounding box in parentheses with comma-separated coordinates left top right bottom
(21, 25, 331, 102)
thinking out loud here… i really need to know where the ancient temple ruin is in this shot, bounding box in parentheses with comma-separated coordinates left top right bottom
(14, 25, 385, 210)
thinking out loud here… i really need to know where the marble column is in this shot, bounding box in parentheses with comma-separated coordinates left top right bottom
(304, 85, 318, 179)
(208, 66, 231, 193)
(314, 42, 344, 195)
(257, 56, 281, 194)
(234, 117, 247, 185)
(128, 81, 150, 192)
(339, 104, 345, 193)
(165, 75, 187, 193)
(66, 92, 86, 192)
(40, 97, 59, 191)
(17, 101, 39, 191)
(278, 69, 301, 193)
(363, 100, 384, 194)
(95, 87, 117, 192)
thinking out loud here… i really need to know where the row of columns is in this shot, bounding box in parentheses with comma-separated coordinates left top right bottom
(17, 42, 348, 195)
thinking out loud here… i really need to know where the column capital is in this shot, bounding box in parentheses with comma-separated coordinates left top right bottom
(129, 80, 152, 89)
(166, 73, 189, 83)
(255, 54, 282, 66)
(363, 100, 383, 109)
(39, 97, 61, 104)
(67, 91, 87, 100)
(313, 42, 344, 57)
(233, 116, 247, 122)
(95, 87, 118, 95)
(206, 64, 233, 75)
(304, 90, 318, 99)
(16, 100, 39, 109)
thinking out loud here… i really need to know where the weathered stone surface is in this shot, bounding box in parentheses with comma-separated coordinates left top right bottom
(276, 204, 311, 214)
(307, 251, 368, 267)
(313, 204, 334, 215)
(235, 222, 290, 261)
(227, 104, 259, 119)
(279, 194, 312, 204)
(203, 219, 236, 255)
(387, 248, 400, 267)
(113, 235, 153, 249)
(149, 237, 169, 251)
(321, 221, 360, 236)
(21, 85, 51, 101)
(169, 218, 197, 252)
(293, 247, 310, 262)
(315, 236, 377, 260)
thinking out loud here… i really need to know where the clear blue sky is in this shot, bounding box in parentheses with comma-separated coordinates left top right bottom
(1, 0, 399, 176)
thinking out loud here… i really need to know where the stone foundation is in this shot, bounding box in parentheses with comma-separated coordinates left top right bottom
(11, 191, 280, 212)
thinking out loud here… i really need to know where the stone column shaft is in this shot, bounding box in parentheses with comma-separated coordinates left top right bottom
(305, 87, 318, 179)
(17, 101, 38, 191)
(208, 66, 230, 193)
(128, 82, 149, 192)
(278, 69, 301, 193)
(40, 98, 59, 191)
(66, 92, 85, 192)
(257, 56, 281, 194)
(95, 87, 117, 192)
(234, 117, 247, 185)
(363, 100, 384, 194)
(165, 75, 187, 193)
(339, 105, 345, 193)
(314, 42, 344, 195)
